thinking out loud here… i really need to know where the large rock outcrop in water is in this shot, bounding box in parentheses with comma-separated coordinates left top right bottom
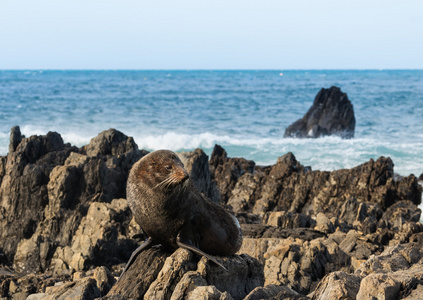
(284, 86, 356, 139)
(1, 128, 422, 299)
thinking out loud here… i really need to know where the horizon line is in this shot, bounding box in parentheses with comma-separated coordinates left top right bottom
(1, 68, 422, 71)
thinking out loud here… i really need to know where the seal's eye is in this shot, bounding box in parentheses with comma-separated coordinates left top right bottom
(165, 165, 172, 171)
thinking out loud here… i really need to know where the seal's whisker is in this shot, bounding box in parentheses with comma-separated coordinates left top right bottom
(162, 175, 178, 189)
(153, 176, 173, 189)
(165, 175, 177, 188)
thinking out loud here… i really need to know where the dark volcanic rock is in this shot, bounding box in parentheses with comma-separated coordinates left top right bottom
(284, 86, 355, 139)
(9, 126, 23, 153)
(0, 127, 146, 274)
(210, 144, 255, 204)
(241, 224, 326, 241)
(226, 152, 421, 220)
(177, 148, 219, 202)
(0, 129, 75, 268)
(82, 128, 138, 157)
(2, 130, 423, 300)
(312, 271, 361, 300)
(106, 247, 263, 300)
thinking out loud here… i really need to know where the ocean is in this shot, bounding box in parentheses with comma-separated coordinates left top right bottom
(1, 70, 422, 180)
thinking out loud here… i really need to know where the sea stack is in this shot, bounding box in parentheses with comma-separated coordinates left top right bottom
(284, 86, 355, 139)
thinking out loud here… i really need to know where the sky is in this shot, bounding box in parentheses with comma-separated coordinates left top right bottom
(0, 0, 422, 70)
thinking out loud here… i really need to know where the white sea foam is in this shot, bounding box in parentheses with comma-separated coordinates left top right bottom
(133, 132, 233, 151)
(128, 132, 423, 176)
(2, 126, 420, 179)
(61, 132, 93, 147)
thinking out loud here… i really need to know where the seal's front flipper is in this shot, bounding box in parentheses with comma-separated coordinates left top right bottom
(176, 239, 228, 271)
(118, 237, 153, 281)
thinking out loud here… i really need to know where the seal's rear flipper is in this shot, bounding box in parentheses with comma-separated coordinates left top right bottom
(118, 237, 153, 281)
(176, 240, 228, 271)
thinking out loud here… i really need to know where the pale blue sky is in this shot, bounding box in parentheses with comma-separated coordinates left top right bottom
(1, 0, 422, 69)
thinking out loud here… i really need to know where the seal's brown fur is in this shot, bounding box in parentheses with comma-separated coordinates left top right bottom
(120, 150, 242, 280)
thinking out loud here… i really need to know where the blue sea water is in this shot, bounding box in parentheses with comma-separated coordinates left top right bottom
(0, 70, 422, 180)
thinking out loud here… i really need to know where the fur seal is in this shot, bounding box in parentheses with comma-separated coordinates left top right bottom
(119, 149, 242, 280)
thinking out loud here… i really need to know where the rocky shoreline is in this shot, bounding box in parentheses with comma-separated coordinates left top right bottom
(0, 127, 422, 299)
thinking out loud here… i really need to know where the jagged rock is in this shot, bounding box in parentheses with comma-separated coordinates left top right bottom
(311, 271, 361, 300)
(238, 225, 330, 295)
(252, 153, 310, 215)
(82, 128, 138, 157)
(0, 128, 145, 274)
(51, 199, 134, 273)
(44, 277, 101, 299)
(2, 131, 423, 300)
(355, 242, 423, 277)
(338, 230, 382, 262)
(0, 129, 75, 267)
(105, 247, 167, 299)
(143, 248, 198, 299)
(263, 239, 332, 294)
(9, 126, 22, 153)
(313, 213, 335, 234)
(378, 200, 422, 230)
(312, 241, 423, 300)
(245, 284, 307, 300)
(185, 285, 233, 300)
(241, 224, 326, 241)
(92, 266, 116, 296)
(209, 144, 255, 204)
(270, 291, 311, 300)
(284, 86, 355, 139)
(106, 247, 263, 300)
(402, 284, 423, 300)
(264, 211, 315, 229)
(197, 254, 263, 300)
(170, 271, 209, 300)
(319, 232, 352, 274)
(4, 266, 114, 299)
(177, 148, 219, 202)
(356, 273, 401, 300)
(220, 150, 421, 225)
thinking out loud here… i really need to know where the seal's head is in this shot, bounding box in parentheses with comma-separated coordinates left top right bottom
(134, 150, 189, 193)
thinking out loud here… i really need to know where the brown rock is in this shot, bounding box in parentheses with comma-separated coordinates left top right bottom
(9, 126, 22, 153)
(45, 277, 101, 299)
(93, 266, 115, 296)
(1, 128, 145, 274)
(209, 144, 255, 204)
(107, 247, 263, 300)
(83, 128, 138, 157)
(170, 271, 208, 300)
(177, 148, 219, 202)
(245, 284, 307, 300)
(0, 129, 74, 270)
(356, 273, 400, 300)
(106, 247, 168, 299)
(402, 284, 423, 300)
(213, 148, 421, 225)
(264, 211, 314, 229)
(143, 249, 197, 300)
(311, 271, 361, 300)
(355, 242, 423, 277)
(51, 199, 133, 272)
(186, 285, 233, 300)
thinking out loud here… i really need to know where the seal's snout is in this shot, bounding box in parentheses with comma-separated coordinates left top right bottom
(175, 168, 189, 183)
